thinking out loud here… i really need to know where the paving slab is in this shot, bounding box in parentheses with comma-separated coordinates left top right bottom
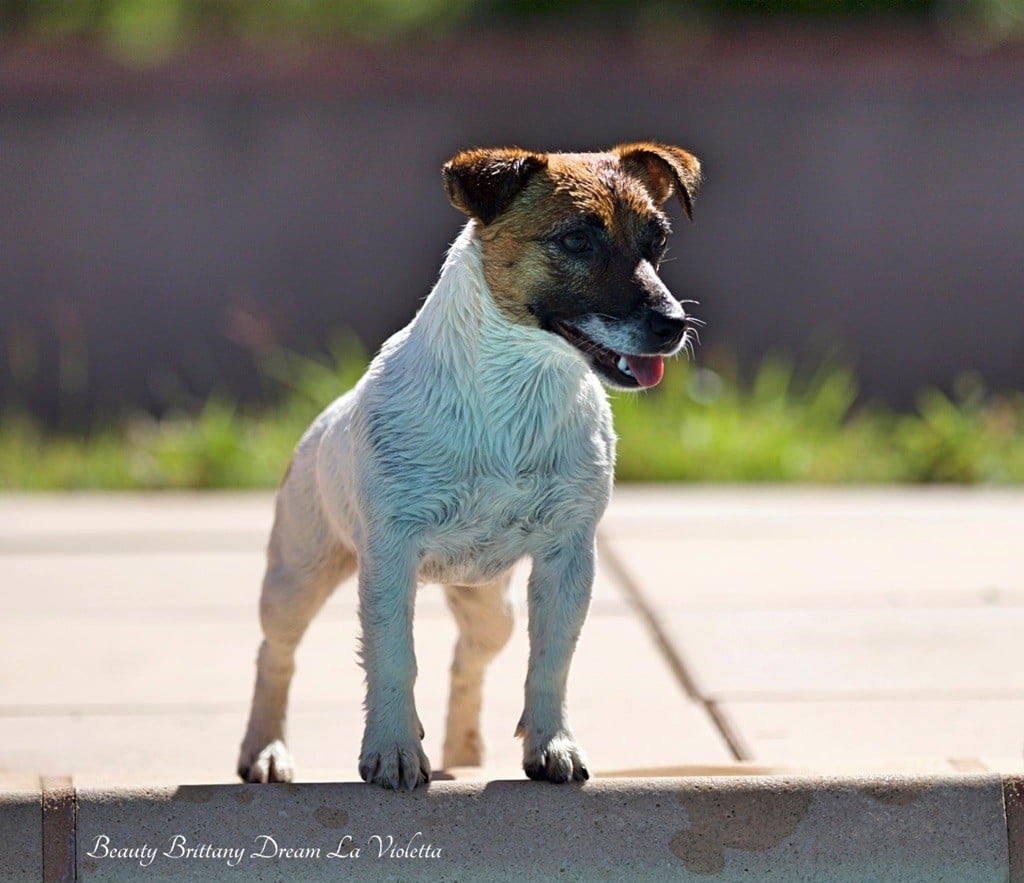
(0, 552, 267, 621)
(0, 710, 349, 783)
(65, 775, 1011, 882)
(0, 548, 622, 622)
(0, 492, 272, 544)
(0, 549, 730, 781)
(605, 534, 1024, 609)
(5, 487, 1024, 791)
(603, 487, 1024, 609)
(0, 607, 730, 781)
(719, 700, 1024, 766)
(660, 607, 1024, 699)
(603, 485, 1024, 532)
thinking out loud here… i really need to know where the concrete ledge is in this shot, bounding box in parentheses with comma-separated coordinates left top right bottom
(3, 773, 1021, 882)
(0, 775, 41, 883)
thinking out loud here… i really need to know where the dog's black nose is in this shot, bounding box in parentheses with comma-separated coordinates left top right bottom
(647, 311, 689, 347)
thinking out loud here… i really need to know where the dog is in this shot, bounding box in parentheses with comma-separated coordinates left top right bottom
(237, 142, 701, 790)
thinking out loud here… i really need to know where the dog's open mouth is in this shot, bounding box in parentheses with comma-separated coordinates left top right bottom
(551, 320, 665, 389)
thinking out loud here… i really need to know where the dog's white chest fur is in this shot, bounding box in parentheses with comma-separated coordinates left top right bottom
(312, 222, 616, 586)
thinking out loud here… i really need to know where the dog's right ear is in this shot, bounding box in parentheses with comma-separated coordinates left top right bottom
(442, 148, 548, 225)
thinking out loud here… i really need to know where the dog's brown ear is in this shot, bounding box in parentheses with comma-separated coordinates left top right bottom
(442, 148, 548, 225)
(614, 142, 702, 220)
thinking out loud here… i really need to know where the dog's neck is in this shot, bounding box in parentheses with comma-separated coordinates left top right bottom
(409, 221, 593, 398)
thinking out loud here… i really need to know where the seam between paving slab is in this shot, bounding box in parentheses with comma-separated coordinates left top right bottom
(41, 775, 75, 883)
(596, 533, 750, 762)
(1006, 776, 1024, 883)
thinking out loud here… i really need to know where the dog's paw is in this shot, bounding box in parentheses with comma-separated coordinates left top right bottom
(359, 740, 431, 791)
(519, 727, 590, 784)
(237, 739, 295, 783)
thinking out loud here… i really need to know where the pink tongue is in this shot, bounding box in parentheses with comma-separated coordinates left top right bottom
(624, 354, 665, 388)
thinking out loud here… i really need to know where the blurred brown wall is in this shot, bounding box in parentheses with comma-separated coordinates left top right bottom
(2, 26, 1023, 423)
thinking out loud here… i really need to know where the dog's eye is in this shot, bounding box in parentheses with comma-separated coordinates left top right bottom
(647, 231, 669, 262)
(559, 231, 592, 254)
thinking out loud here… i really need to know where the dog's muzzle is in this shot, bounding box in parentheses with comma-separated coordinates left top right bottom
(550, 308, 694, 390)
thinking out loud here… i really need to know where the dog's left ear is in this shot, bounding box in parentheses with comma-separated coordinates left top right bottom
(442, 148, 548, 225)
(614, 142, 702, 221)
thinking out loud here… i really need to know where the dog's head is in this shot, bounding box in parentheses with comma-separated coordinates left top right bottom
(442, 143, 702, 389)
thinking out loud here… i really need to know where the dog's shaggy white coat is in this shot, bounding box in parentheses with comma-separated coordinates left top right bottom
(239, 221, 615, 789)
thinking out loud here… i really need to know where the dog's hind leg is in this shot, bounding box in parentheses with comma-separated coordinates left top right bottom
(238, 495, 355, 784)
(441, 576, 515, 769)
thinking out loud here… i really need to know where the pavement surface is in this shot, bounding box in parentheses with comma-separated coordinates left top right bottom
(2, 486, 1023, 783)
(1, 487, 1023, 880)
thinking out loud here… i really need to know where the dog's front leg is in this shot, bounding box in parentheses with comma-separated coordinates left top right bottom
(517, 530, 594, 783)
(357, 541, 431, 790)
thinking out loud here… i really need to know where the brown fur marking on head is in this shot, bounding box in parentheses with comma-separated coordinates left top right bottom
(613, 142, 702, 220)
(442, 144, 701, 328)
(442, 148, 548, 226)
(476, 153, 658, 326)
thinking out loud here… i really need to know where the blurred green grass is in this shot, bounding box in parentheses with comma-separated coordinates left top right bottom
(2, 340, 1022, 489)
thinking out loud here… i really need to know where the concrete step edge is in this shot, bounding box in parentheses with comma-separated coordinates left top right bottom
(2, 772, 1022, 882)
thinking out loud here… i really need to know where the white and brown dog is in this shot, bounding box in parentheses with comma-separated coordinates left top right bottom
(238, 143, 701, 790)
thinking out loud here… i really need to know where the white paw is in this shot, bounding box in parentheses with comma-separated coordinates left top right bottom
(359, 738, 431, 791)
(238, 738, 295, 783)
(519, 726, 589, 784)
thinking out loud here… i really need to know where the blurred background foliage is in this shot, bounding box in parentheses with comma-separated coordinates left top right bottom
(1, 0, 1022, 59)
(3, 340, 1023, 489)
(2, 0, 1022, 488)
